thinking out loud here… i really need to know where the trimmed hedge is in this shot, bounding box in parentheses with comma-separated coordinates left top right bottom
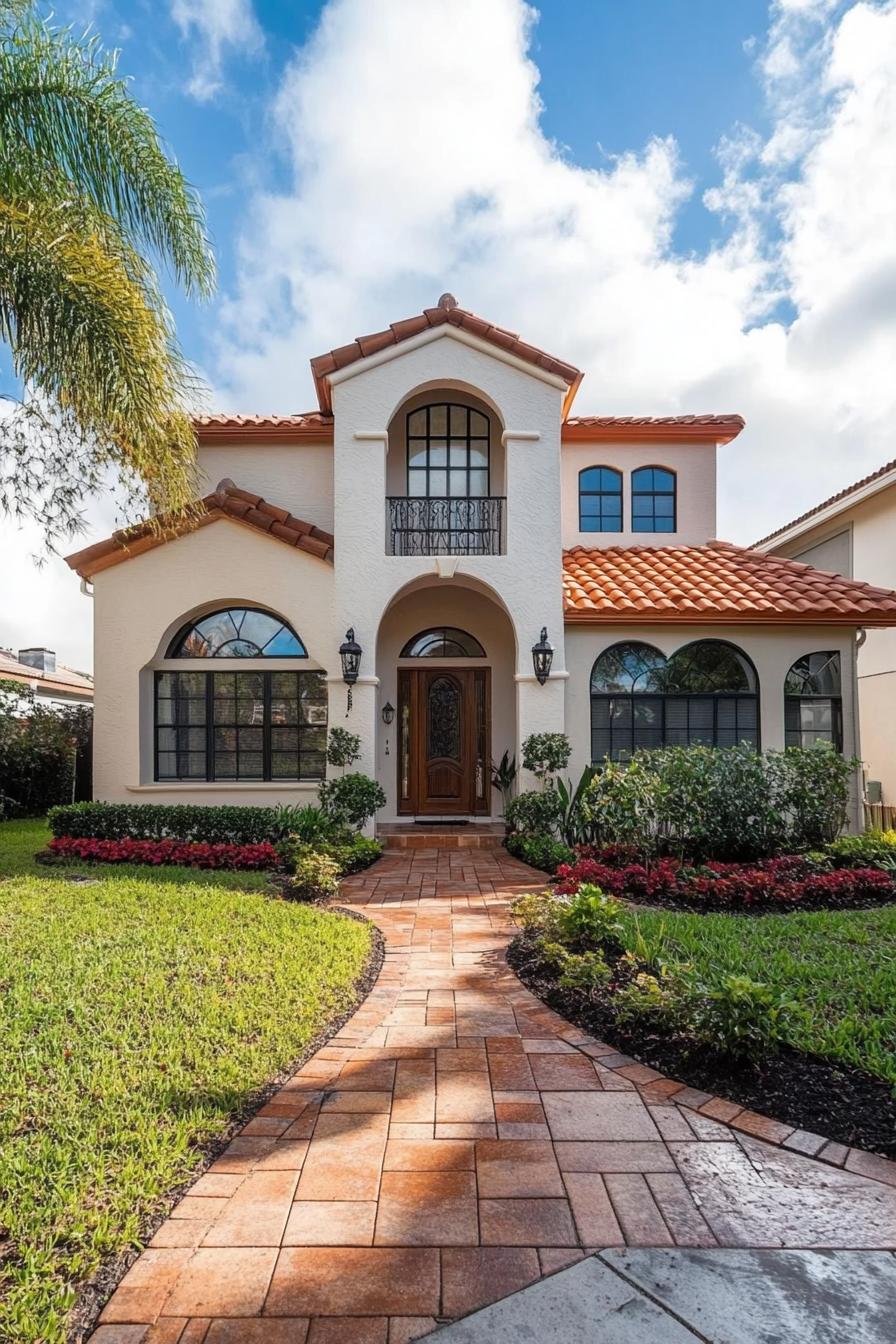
(47, 802, 284, 846)
(47, 837, 279, 869)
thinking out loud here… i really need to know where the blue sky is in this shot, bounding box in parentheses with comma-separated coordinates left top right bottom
(3, 0, 896, 668)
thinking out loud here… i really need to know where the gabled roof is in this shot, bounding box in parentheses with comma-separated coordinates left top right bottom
(66, 480, 334, 579)
(562, 414, 744, 444)
(562, 541, 896, 625)
(309, 294, 583, 415)
(0, 650, 93, 697)
(755, 458, 896, 548)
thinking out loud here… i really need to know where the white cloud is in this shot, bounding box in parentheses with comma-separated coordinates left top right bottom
(170, 0, 264, 102)
(208, 0, 896, 548)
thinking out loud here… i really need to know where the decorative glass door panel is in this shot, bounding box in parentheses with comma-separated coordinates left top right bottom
(397, 668, 491, 816)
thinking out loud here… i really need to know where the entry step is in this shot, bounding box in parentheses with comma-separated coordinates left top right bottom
(377, 822, 506, 849)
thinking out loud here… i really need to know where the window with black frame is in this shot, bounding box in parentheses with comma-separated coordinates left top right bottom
(590, 639, 759, 761)
(784, 651, 842, 750)
(579, 466, 622, 532)
(407, 403, 490, 498)
(631, 466, 676, 533)
(155, 607, 327, 781)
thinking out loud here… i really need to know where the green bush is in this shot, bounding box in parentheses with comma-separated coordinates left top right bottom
(556, 884, 626, 953)
(326, 727, 362, 770)
(318, 773, 386, 830)
(583, 743, 858, 863)
(827, 830, 896, 869)
(283, 843, 341, 900)
(613, 966, 696, 1034)
(271, 804, 338, 844)
(48, 801, 286, 845)
(505, 832, 573, 873)
(521, 732, 571, 785)
(326, 834, 384, 875)
(1, 681, 90, 818)
(693, 974, 798, 1062)
(504, 789, 564, 838)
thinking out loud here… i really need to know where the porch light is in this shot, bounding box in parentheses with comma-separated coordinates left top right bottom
(339, 628, 362, 714)
(381, 701, 395, 725)
(532, 627, 553, 685)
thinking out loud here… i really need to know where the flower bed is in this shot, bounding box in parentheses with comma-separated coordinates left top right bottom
(47, 836, 279, 870)
(553, 847, 896, 912)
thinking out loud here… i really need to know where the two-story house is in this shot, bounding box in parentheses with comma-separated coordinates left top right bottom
(66, 296, 896, 830)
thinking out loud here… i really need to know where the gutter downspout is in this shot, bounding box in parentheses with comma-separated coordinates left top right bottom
(80, 577, 93, 599)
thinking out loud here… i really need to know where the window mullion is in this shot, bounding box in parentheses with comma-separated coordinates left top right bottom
(263, 673, 272, 781)
(206, 674, 214, 781)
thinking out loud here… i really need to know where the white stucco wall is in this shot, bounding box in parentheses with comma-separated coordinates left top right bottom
(769, 484, 896, 801)
(197, 441, 335, 533)
(90, 518, 339, 805)
(560, 441, 717, 549)
(374, 580, 516, 819)
(563, 622, 863, 830)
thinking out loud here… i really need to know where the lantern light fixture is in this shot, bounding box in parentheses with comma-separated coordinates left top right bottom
(531, 627, 553, 685)
(382, 701, 395, 725)
(339, 628, 362, 713)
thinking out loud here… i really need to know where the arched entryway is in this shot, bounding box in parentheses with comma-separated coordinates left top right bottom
(375, 579, 517, 820)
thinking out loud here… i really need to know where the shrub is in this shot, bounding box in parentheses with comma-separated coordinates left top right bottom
(325, 834, 384, 875)
(555, 947, 612, 992)
(505, 833, 574, 873)
(48, 801, 286, 845)
(613, 966, 696, 1034)
(504, 789, 564, 838)
(827, 831, 896, 869)
(555, 884, 626, 953)
(521, 732, 571, 786)
(692, 974, 798, 1062)
(555, 766, 599, 846)
(582, 744, 859, 863)
(510, 890, 561, 934)
(271, 804, 338, 845)
(46, 836, 278, 869)
(0, 681, 89, 818)
(318, 773, 386, 830)
(283, 844, 341, 901)
(326, 727, 362, 770)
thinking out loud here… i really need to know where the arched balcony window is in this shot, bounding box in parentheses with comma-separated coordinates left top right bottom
(579, 466, 622, 533)
(400, 627, 486, 658)
(590, 639, 759, 761)
(785, 652, 842, 751)
(631, 466, 676, 533)
(156, 607, 325, 782)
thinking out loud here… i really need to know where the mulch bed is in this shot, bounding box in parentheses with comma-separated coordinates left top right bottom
(508, 931, 896, 1161)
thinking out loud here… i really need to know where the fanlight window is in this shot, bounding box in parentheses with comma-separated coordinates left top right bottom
(590, 639, 759, 761)
(407, 403, 490, 498)
(579, 466, 622, 533)
(631, 466, 676, 533)
(785, 652, 842, 751)
(168, 608, 307, 658)
(400, 627, 486, 658)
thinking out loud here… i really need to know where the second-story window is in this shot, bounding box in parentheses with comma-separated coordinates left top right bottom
(407, 404, 489, 498)
(632, 466, 676, 533)
(579, 466, 622, 532)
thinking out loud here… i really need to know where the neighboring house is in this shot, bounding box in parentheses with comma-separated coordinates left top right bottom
(755, 460, 896, 806)
(0, 647, 94, 710)
(65, 296, 896, 830)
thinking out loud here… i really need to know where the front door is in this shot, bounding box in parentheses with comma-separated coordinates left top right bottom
(398, 667, 490, 815)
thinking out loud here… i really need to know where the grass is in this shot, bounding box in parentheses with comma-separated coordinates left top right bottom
(0, 818, 374, 1344)
(621, 903, 896, 1087)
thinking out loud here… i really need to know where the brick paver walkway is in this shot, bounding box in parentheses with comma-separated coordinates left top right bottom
(92, 849, 896, 1344)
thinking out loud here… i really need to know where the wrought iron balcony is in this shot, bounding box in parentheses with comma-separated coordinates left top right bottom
(388, 496, 505, 556)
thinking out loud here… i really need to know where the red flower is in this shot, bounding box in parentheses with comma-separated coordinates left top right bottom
(48, 836, 279, 871)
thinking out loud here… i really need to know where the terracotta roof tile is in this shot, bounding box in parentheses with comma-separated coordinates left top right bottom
(66, 479, 334, 579)
(562, 542, 896, 626)
(193, 412, 334, 442)
(562, 415, 744, 444)
(755, 458, 896, 546)
(0, 650, 93, 695)
(310, 294, 583, 414)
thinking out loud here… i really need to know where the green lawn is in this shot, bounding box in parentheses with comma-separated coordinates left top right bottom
(0, 818, 373, 1344)
(621, 904, 896, 1087)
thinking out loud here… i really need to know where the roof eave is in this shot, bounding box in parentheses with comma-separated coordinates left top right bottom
(754, 465, 896, 550)
(561, 419, 745, 445)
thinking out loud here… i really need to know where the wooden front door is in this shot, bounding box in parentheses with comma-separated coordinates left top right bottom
(398, 667, 490, 816)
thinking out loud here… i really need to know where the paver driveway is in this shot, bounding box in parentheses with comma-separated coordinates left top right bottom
(91, 847, 896, 1344)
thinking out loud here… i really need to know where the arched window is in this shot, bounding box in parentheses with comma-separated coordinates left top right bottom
(400, 627, 486, 658)
(407, 403, 490, 498)
(168, 608, 306, 658)
(631, 466, 676, 533)
(579, 466, 622, 533)
(785, 652, 842, 751)
(156, 607, 325, 782)
(590, 639, 758, 761)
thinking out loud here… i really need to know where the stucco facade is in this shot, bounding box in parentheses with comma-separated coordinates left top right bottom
(69, 298, 896, 828)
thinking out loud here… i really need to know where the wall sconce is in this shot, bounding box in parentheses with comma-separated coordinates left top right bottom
(339, 628, 362, 713)
(382, 701, 395, 725)
(532, 627, 553, 685)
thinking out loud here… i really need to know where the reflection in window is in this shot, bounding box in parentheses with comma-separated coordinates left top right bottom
(631, 467, 676, 533)
(155, 670, 327, 780)
(407, 403, 490, 499)
(400, 627, 486, 658)
(579, 466, 622, 533)
(785, 652, 842, 751)
(590, 639, 759, 760)
(168, 608, 306, 658)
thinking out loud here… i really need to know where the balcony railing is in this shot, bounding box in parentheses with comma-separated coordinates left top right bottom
(388, 496, 505, 556)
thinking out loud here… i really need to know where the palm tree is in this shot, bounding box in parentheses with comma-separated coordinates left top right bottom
(0, 1, 215, 543)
